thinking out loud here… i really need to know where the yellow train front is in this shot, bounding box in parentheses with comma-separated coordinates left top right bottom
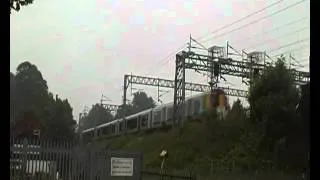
(197, 88, 230, 119)
(186, 89, 230, 119)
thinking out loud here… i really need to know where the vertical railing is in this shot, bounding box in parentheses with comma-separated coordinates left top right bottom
(10, 137, 79, 180)
(10, 137, 141, 180)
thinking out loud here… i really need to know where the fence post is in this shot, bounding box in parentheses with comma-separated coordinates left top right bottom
(89, 145, 96, 180)
(22, 138, 28, 178)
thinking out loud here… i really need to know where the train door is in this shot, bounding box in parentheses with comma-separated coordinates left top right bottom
(148, 111, 152, 129)
(162, 108, 166, 125)
(193, 99, 201, 116)
(119, 120, 125, 133)
(152, 110, 161, 127)
(140, 114, 149, 130)
(187, 99, 192, 117)
(166, 106, 173, 124)
(115, 121, 120, 134)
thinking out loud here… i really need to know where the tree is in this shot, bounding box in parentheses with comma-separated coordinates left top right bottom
(115, 104, 135, 119)
(10, 0, 34, 14)
(131, 91, 156, 113)
(82, 104, 114, 129)
(10, 61, 76, 140)
(225, 99, 246, 123)
(44, 95, 77, 139)
(13, 62, 49, 126)
(247, 56, 306, 169)
(115, 91, 156, 118)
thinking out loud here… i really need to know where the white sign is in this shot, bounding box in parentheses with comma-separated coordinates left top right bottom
(110, 157, 134, 176)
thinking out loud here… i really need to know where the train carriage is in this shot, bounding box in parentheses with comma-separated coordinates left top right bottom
(82, 128, 94, 142)
(125, 114, 140, 133)
(96, 120, 119, 137)
(151, 103, 167, 128)
(137, 109, 153, 130)
(81, 89, 230, 142)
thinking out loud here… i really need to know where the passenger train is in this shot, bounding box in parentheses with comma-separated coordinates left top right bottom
(82, 89, 230, 141)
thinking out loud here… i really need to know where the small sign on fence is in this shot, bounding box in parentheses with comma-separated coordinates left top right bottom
(33, 129, 40, 136)
(110, 157, 134, 176)
(106, 150, 142, 180)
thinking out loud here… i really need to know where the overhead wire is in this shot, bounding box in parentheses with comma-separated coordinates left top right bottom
(143, 0, 290, 77)
(144, 44, 187, 77)
(267, 38, 310, 53)
(137, 0, 308, 104)
(200, 0, 307, 44)
(229, 16, 308, 46)
(196, 0, 285, 41)
(242, 26, 309, 50)
(271, 44, 309, 57)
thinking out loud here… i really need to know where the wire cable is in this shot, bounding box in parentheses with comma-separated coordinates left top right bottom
(145, 0, 307, 78)
(243, 26, 309, 50)
(146, 0, 290, 75)
(196, 0, 285, 41)
(144, 44, 187, 77)
(268, 38, 309, 53)
(200, 0, 307, 44)
(230, 16, 308, 46)
(271, 44, 309, 57)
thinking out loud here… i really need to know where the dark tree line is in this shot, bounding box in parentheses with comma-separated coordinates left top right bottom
(247, 57, 309, 170)
(232, 56, 309, 171)
(10, 61, 76, 140)
(80, 91, 156, 130)
(202, 56, 309, 173)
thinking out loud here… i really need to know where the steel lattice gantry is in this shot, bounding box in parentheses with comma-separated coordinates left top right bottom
(183, 51, 310, 84)
(124, 75, 249, 96)
(122, 73, 248, 131)
(173, 49, 310, 129)
(122, 74, 248, 106)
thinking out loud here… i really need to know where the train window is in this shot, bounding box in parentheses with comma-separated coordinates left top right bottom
(119, 121, 125, 132)
(97, 129, 102, 136)
(154, 111, 161, 124)
(162, 108, 166, 120)
(155, 111, 161, 122)
(141, 115, 148, 127)
(111, 125, 116, 133)
(194, 100, 200, 114)
(167, 107, 173, 120)
(102, 127, 108, 135)
(127, 118, 138, 130)
(187, 100, 192, 115)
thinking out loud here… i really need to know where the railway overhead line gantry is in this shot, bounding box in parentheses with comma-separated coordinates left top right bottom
(172, 36, 310, 131)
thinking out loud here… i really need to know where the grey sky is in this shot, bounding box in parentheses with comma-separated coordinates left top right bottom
(10, 0, 310, 121)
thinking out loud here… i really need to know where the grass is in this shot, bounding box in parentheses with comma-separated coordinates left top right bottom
(93, 117, 301, 179)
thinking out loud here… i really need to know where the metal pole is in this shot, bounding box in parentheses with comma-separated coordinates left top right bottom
(123, 75, 128, 134)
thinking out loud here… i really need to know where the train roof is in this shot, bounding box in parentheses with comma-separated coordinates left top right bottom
(81, 89, 227, 134)
(96, 119, 120, 129)
(82, 127, 94, 133)
(125, 108, 153, 119)
(153, 101, 173, 110)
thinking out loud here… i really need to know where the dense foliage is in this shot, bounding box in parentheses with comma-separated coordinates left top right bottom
(10, 61, 76, 140)
(247, 57, 308, 170)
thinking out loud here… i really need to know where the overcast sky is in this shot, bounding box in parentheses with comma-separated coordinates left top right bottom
(10, 0, 309, 121)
